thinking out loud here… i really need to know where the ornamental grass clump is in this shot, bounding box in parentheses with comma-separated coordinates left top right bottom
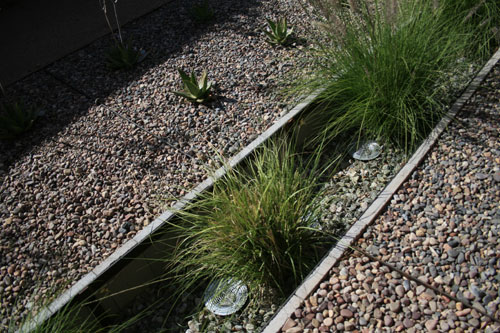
(439, 0, 500, 59)
(7, 288, 144, 333)
(166, 139, 334, 302)
(292, 0, 489, 152)
(14, 306, 142, 333)
(14, 304, 101, 333)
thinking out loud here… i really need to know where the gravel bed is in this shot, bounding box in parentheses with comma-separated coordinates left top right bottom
(358, 64, 500, 321)
(284, 254, 497, 333)
(122, 145, 406, 332)
(283, 62, 500, 332)
(317, 147, 406, 233)
(46, 0, 309, 159)
(0, 74, 202, 326)
(0, 0, 311, 328)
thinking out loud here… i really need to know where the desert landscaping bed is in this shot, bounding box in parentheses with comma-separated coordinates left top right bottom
(121, 145, 407, 332)
(1, 0, 498, 331)
(0, 0, 311, 326)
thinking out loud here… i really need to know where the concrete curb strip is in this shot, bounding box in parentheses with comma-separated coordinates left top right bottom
(261, 47, 500, 333)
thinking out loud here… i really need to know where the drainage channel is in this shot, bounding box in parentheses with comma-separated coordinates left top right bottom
(262, 47, 500, 332)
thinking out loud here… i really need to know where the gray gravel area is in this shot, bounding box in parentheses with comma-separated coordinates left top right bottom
(283, 62, 500, 332)
(0, 0, 311, 328)
(318, 147, 406, 233)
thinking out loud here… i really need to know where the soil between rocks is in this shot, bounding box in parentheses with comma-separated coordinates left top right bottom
(0, 0, 312, 327)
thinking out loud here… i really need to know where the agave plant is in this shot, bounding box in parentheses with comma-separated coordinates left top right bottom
(264, 17, 294, 46)
(173, 69, 213, 103)
(106, 41, 146, 71)
(0, 101, 38, 139)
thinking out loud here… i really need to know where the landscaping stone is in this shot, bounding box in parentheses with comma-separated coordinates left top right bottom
(282, 61, 500, 332)
(286, 255, 466, 332)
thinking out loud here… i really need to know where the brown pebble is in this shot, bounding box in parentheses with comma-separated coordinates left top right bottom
(340, 309, 354, 318)
(456, 308, 471, 317)
(282, 318, 297, 331)
(425, 319, 438, 330)
(403, 318, 414, 328)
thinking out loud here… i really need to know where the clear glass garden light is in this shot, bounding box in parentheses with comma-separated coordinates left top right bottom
(203, 278, 248, 316)
(351, 141, 382, 161)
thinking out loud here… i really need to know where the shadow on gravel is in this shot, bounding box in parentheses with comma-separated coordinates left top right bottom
(454, 104, 499, 146)
(0, 0, 268, 171)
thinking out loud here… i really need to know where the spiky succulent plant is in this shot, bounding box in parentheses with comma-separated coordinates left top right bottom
(264, 17, 294, 46)
(190, 0, 215, 24)
(173, 69, 213, 103)
(106, 41, 146, 71)
(0, 101, 38, 139)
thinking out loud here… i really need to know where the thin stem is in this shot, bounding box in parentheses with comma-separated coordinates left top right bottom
(112, 0, 123, 45)
(100, 0, 119, 45)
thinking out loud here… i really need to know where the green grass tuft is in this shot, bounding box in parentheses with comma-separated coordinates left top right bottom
(290, 0, 496, 152)
(165, 139, 336, 304)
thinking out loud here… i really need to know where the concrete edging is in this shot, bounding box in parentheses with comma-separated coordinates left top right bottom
(262, 47, 500, 333)
(21, 89, 325, 331)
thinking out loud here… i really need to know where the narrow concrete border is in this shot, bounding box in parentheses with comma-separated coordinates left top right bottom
(262, 47, 500, 333)
(20, 88, 324, 331)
